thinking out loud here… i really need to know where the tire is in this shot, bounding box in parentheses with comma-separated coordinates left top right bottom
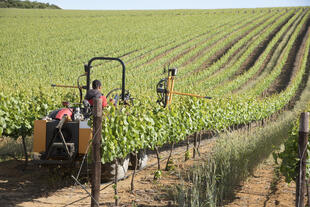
(101, 156, 129, 182)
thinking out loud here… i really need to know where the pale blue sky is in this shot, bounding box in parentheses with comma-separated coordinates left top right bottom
(36, 0, 310, 10)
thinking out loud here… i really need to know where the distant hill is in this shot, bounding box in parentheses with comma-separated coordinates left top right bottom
(0, 0, 61, 9)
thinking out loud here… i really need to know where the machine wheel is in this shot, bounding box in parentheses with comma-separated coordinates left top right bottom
(106, 88, 123, 99)
(130, 149, 148, 170)
(106, 88, 133, 106)
(101, 156, 129, 182)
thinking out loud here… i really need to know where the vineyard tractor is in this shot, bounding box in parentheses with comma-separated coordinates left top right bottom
(156, 68, 212, 107)
(32, 57, 143, 179)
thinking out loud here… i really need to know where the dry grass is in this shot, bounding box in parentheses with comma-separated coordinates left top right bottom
(0, 136, 32, 161)
(173, 75, 310, 206)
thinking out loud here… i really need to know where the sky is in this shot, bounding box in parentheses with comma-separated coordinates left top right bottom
(35, 0, 310, 10)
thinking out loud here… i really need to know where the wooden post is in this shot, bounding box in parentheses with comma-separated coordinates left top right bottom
(306, 179, 310, 207)
(91, 98, 102, 207)
(296, 112, 309, 207)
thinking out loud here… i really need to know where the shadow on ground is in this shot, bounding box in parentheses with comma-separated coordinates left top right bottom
(0, 160, 77, 206)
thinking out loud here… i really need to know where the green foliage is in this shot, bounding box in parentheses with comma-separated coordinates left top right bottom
(154, 170, 162, 180)
(275, 122, 300, 183)
(274, 24, 310, 183)
(174, 101, 302, 206)
(99, 78, 308, 163)
(275, 105, 310, 183)
(0, 90, 62, 138)
(0, 0, 61, 9)
(185, 150, 190, 160)
(166, 159, 175, 171)
(0, 8, 309, 167)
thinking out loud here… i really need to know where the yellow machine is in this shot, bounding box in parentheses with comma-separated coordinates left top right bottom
(33, 118, 92, 163)
(156, 68, 211, 107)
(33, 120, 92, 155)
(33, 57, 132, 164)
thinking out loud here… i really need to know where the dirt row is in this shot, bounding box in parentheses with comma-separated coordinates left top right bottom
(236, 9, 307, 95)
(1, 116, 302, 207)
(233, 11, 295, 93)
(133, 12, 265, 74)
(185, 11, 297, 90)
(186, 12, 271, 76)
(233, 12, 293, 78)
(195, 12, 277, 74)
(0, 107, 301, 207)
(200, 11, 287, 86)
(175, 12, 267, 69)
(265, 17, 310, 96)
(0, 133, 216, 207)
(224, 155, 295, 207)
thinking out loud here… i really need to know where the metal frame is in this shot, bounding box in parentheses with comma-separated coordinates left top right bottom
(41, 116, 75, 162)
(84, 57, 126, 102)
(156, 68, 211, 107)
(51, 57, 127, 104)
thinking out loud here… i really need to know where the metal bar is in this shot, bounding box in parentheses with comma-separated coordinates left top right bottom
(56, 116, 73, 160)
(77, 73, 88, 104)
(87, 57, 126, 101)
(167, 76, 171, 106)
(166, 77, 170, 105)
(71, 175, 100, 207)
(56, 116, 67, 129)
(85, 65, 91, 91)
(171, 91, 209, 99)
(51, 84, 81, 89)
(45, 127, 61, 160)
(169, 76, 175, 105)
(58, 129, 72, 160)
(32, 159, 73, 165)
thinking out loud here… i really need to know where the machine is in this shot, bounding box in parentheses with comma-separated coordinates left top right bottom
(33, 57, 133, 164)
(156, 68, 212, 108)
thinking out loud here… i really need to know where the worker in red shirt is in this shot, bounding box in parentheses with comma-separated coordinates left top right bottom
(84, 80, 108, 108)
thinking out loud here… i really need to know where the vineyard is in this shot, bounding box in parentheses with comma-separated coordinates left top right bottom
(1, 7, 310, 206)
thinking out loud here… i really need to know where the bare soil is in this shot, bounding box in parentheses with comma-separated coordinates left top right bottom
(0, 134, 215, 207)
(224, 155, 296, 207)
(0, 132, 299, 207)
(179, 13, 265, 70)
(265, 17, 310, 96)
(232, 12, 291, 78)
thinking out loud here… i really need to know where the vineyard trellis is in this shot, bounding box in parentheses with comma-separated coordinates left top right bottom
(1, 8, 310, 206)
(0, 7, 309, 162)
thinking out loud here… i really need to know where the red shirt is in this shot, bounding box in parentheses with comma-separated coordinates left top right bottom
(85, 89, 108, 108)
(88, 95, 108, 108)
